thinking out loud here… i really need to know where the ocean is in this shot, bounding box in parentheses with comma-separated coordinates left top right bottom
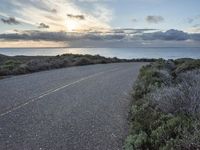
(0, 47, 200, 59)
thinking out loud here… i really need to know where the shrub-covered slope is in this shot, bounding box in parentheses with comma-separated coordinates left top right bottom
(125, 59, 200, 150)
(0, 54, 155, 77)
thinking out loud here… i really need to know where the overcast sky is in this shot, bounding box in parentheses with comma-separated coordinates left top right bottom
(0, 0, 200, 47)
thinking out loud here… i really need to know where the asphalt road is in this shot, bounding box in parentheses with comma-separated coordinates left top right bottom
(0, 62, 145, 150)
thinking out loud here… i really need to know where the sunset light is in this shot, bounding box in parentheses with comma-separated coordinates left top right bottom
(66, 19, 79, 32)
(0, 1, 200, 150)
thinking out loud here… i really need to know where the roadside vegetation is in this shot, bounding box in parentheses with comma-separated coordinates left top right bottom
(0, 54, 155, 78)
(125, 58, 200, 150)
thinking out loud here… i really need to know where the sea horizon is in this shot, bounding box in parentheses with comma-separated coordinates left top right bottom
(0, 47, 200, 60)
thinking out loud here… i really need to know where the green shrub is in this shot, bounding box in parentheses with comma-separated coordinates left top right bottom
(132, 62, 173, 101)
(174, 59, 200, 74)
(150, 69, 200, 118)
(0, 53, 156, 77)
(73, 57, 93, 66)
(125, 131, 148, 150)
(125, 59, 200, 150)
(2, 60, 22, 70)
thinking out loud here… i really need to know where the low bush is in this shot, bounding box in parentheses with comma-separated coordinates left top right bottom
(133, 61, 173, 101)
(73, 57, 93, 66)
(0, 53, 156, 77)
(174, 59, 200, 74)
(150, 70, 200, 118)
(125, 59, 200, 150)
(2, 60, 22, 70)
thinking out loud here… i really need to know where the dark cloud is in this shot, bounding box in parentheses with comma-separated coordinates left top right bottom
(146, 15, 164, 24)
(191, 33, 200, 41)
(140, 29, 191, 41)
(51, 9, 57, 13)
(1, 17, 20, 25)
(0, 31, 66, 41)
(100, 34, 125, 40)
(0, 29, 199, 43)
(38, 23, 50, 29)
(0, 30, 125, 41)
(67, 14, 85, 20)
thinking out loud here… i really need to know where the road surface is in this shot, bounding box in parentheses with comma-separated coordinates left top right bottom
(0, 62, 145, 150)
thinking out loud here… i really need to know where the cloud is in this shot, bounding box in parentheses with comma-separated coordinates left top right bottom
(140, 29, 191, 41)
(193, 24, 200, 28)
(186, 18, 194, 24)
(186, 23, 200, 33)
(1, 29, 199, 44)
(106, 28, 158, 35)
(93, 4, 113, 23)
(0, 31, 70, 41)
(132, 18, 138, 22)
(1, 29, 200, 48)
(51, 9, 57, 14)
(193, 24, 200, 33)
(72, 28, 157, 35)
(67, 14, 85, 20)
(0, 30, 126, 42)
(188, 27, 200, 34)
(191, 33, 200, 41)
(186, 15, 200, 24)
(38, 23, 50, 29)
(0, 0, 111, 31)
(146, 15, 164, 23)
(1, 17, 20, 25)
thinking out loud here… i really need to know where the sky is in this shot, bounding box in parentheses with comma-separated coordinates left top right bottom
(0, 0, 200, 48)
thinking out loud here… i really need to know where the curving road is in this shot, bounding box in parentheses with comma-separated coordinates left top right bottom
(0, 62, 145, 150)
